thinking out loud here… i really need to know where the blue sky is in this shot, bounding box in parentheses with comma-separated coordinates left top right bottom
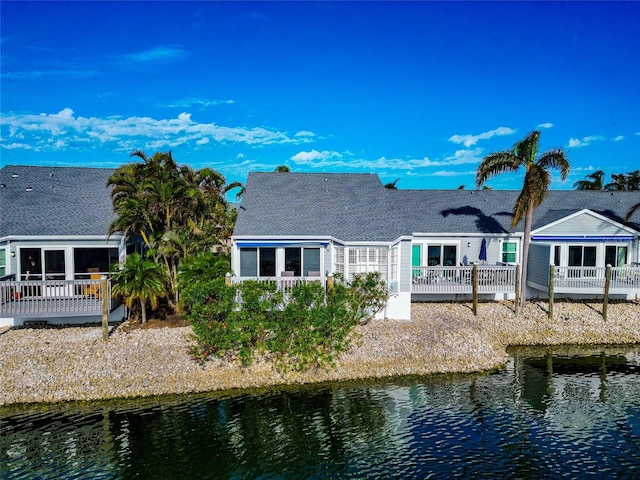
(1, 1, 639, 191)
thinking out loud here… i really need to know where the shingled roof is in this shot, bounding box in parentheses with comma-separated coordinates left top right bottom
(233, 172, 640, 241)
(0, 165, 117, 237)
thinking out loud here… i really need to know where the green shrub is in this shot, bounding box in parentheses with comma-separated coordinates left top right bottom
(183, 273, 388, 370)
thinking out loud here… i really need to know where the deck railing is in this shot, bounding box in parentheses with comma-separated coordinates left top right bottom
(412, 265, 517, 294)
(230, 275, 325, 292)
(229, 275, 326, 306)
(0, 278, 117, 318)
(554, 266, 640, 291)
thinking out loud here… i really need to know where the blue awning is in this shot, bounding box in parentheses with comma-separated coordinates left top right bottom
(236, 240, 330, 248)
(532, 236, 634, 242)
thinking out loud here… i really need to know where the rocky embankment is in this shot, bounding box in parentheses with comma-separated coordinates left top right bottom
(1, 301, 639, 406)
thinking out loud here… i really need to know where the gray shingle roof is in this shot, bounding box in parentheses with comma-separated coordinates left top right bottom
(0, 165, 117, 237)
(233, 172, 640, 241)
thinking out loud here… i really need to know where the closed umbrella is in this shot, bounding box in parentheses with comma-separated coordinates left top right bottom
(479, 239, 487, 263)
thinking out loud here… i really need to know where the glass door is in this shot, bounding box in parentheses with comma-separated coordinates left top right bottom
(44, 250, 66, 281)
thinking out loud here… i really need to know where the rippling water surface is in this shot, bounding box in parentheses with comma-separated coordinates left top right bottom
(2, 345, 640, 479)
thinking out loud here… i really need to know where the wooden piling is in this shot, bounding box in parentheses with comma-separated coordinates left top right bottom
(548, 265, 555, 320)
(472, 263, 478, 316)
(101, 276, 109, 342)
(603, 265, 611, 321)
(514, 264, 521, 316)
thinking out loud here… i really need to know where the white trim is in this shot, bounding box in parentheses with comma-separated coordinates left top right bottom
(411, 232, 519, 238)
(1, 235, 123, 242)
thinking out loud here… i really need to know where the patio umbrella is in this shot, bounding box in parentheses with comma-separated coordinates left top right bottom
(479, 238, 487, 263)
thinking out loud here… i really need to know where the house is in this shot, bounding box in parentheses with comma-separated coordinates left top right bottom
(0, 165, 125, 326)
(231, 172, 640, 320)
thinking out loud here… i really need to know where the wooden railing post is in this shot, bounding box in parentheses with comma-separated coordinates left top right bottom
(548, 265, 555, 320)
(225, 272, 232, 287)
(603, 264, 611, 321)
(515, 264, 521, 316)
(472, 263, 478, 316)
(101, 276, 109, 342)
(327, 274, 334, 291)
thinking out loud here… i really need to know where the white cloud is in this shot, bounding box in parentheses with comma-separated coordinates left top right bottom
(165, 98, 235, 108)
(294, 130, 315, 138)
(121, 46, 188, 64)
(613, 135, 624, 142)
(567, 135, 603, 148)
(538, 122, 554, 129)
(426, 170, 477, 177)
(290, 149, 342, 163)
(0, 108, 312, 152)
(289, 147, 484, 172)
(449, 127, 515, 147)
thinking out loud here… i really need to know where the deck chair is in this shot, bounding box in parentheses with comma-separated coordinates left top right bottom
(84, 273, 103, 298)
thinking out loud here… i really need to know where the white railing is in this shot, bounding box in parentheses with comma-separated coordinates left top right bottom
(0, 278, 115, 318)
(229, 275, 326, 306)
(554, 266, 640, 291)
(412, 265, 517, 294)
(230, 275, 324, 293)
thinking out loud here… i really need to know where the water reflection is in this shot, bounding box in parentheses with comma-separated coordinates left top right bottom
(2, 345, 640, 479)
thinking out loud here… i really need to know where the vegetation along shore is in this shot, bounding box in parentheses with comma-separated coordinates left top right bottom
(1, 300, 639, 406)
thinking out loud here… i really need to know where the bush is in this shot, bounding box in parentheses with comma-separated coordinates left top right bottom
(183, 273, 388, 370)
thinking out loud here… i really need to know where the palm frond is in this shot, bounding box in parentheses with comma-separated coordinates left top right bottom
(626, 202, 640, 222)
(475, 151, 521, 187)
(537, 149, 570, 181)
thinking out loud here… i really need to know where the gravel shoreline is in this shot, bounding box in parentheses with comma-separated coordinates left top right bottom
(1, 300, 639, 406)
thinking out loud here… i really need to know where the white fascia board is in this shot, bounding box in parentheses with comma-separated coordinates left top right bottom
(0, 234, 123, 242)
(531, 209, 639, 236)
(411, 232, 519, 238)
(341, 241, 394, 247)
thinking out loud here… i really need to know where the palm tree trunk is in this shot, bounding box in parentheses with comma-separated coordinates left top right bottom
(141, 301, 147, 324)
(520, 205, 534, 308)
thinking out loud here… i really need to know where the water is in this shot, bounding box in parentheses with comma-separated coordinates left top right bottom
(2, 345, 640, 479)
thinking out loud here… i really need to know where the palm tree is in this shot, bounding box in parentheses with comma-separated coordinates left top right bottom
(574, 169, 605, 190)
(476, 130, 570, 307)
(111, 252, 167, 323)
(606, 169, 640, 191)
(107, 150, 242, 312)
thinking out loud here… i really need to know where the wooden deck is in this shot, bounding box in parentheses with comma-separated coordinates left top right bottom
(411, 265, 517, 294)
(0, 279, 119, 318)
(552, 266, 640, 294)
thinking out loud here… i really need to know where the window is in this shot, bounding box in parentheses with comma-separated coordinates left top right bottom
(427, 245, 457, 266)
(553, 245, 561, 267)
(568, 246, 596, 267)
(605, 245, 627, 267)
(390, 246, 398, 281)
(240, 248, 257, 276)
(335, 247, 345, 276)
(347, 247, 387, 280)
(568, 245, 597, 277)
(284, 247, 321, 276)
(74, 248, 118, 278)
(0, 249, 6, 277)
(240, 246, 321, 277)
(302, 248, 320, 276)
(502, 242, 517, 264)
(259, 248, 276, 277)
(284, 248, 301, 275)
